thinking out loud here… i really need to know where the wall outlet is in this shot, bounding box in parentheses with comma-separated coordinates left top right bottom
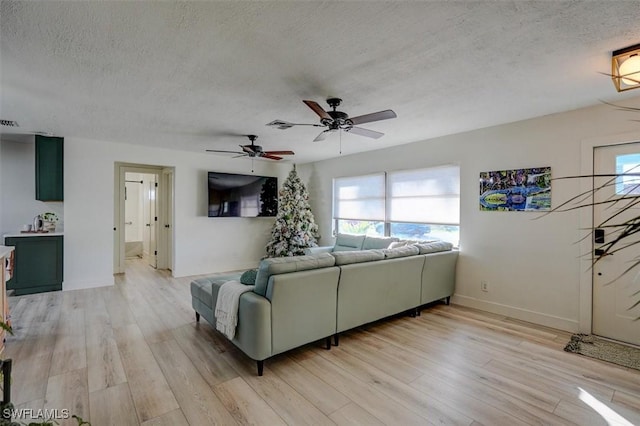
(481, 280, 489, 292)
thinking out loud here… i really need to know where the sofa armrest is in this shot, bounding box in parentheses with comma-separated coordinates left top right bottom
(266, 267, 340, 355)
(233, 292, 272, 361)
(303, 246, 334, 255)
(421, 250, 458, 304)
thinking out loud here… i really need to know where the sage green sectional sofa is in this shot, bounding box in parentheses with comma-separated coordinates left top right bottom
(190, 239, 458, 375)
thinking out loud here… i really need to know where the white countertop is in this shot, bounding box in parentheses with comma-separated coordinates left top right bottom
(3, 232, 64, 239)
(0, 246, 15, 258)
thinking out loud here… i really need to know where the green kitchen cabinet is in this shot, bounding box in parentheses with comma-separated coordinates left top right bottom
(5, 236, 63, 295)
(35, 135, 64, 201)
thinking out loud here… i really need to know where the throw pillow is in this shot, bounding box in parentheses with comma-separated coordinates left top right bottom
(382, 245, 420, 259)
(361, 236, 399, 250)
(414, 241, 454, 254)
(240, 269, 258, 285)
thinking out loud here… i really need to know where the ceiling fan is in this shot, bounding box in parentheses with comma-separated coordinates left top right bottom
(206, 134, 294, 161)
(267, 98, 397, 142)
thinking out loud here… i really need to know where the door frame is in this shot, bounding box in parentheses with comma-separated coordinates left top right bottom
(158, 168, 174, 271)
(578, 131, 640, 333)
(114, 162, 175, 274)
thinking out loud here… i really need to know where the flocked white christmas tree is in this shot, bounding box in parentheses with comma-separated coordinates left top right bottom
(265, 166, 320, 257)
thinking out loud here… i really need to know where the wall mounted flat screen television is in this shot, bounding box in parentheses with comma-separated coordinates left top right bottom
(208, 172, 278, 217)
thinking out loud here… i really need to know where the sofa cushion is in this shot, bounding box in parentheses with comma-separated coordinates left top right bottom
(240, 269, 258, 285)
(382, 245, 420, 259)
(388, 240, 408, 249)
(331, 249, 385, 265)
(333, 233, 366, 252)
(303, 246, 333, 255)
(254, 253, 336, 296)
(414, 241, 454, 254)
(190, 273, 242, 307)
(362, 235, 399, 250)
(190, 279, 213, 305)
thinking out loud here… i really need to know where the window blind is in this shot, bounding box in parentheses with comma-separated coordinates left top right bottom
(387, 165, 460, 224)
(333, 173, 385, 221)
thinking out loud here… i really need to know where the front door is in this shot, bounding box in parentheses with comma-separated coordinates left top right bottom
(593, 142, 640, 346)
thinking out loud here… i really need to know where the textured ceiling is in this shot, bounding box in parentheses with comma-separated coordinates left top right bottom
(1, 1, 640, 163)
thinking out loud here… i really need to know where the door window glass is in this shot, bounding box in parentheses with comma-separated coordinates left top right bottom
(615, 153, 640, 195)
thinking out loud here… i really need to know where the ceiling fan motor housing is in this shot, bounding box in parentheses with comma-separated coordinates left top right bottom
(324, 110, 349, 128)
(325, 99, 352, 128)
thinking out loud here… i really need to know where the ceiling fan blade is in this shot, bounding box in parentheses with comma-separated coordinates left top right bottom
(313, 130, 332, 142)
(206, 149, 245, 154)
(345, 126, 384, 139)
(241, 144, 256, 154)
(266, 120, 296, 129)
(262, 154, 283, 160)
(266, 119, 324, 129)
(347, 109, 397, 126)
(303, 100, 332, 121)
(264, 150, 295, 155)
(233, 153, 249, 158)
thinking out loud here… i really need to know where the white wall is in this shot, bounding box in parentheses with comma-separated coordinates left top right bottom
(0, 137, 292, 290)
(4, 96, 639, 329)
(52, 137, 289, 290)
(298, 96, 640, 332)
(0, 138, 64, 235)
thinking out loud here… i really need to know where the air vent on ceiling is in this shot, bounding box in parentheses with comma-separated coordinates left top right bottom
(0, 120, 19, 127)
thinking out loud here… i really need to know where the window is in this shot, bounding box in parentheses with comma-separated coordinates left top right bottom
(333, 173, 385, 236)
(615, 153, 640, 196)
(387, 166, 460, 245)
(333, 165, 460, 246)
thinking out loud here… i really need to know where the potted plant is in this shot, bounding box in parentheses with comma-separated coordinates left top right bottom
(41, 212, 58, 232)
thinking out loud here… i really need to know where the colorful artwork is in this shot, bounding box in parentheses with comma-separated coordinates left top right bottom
(479, 167, 551, 211)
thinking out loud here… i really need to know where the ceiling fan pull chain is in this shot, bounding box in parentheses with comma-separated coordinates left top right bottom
(339, 129, 342, 155)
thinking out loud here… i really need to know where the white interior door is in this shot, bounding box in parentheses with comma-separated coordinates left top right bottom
(159, 168, 174, 270)
(124, 181, 141, 242)
(148, 176, 158, 269)
(593, 143, 640, 346)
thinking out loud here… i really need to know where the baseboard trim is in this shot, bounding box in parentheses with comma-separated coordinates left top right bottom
(452, 294, 579, 332)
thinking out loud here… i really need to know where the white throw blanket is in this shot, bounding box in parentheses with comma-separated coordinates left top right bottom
(214, 280, 255, 340)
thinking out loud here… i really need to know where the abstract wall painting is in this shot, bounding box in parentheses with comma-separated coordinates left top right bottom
(479, 166, 551, 211)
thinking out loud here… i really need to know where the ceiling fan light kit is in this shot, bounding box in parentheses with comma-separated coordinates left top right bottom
(611, 43, 640, 92)
(267, 97, 397, 143)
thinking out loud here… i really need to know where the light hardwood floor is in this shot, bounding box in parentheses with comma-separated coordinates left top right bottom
(4, 258, 640, 425)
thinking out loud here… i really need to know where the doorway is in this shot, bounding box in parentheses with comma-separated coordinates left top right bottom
(124, 172, 158, 268)
(114, 163, 174, 275)
(592, 142, 640, 346)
